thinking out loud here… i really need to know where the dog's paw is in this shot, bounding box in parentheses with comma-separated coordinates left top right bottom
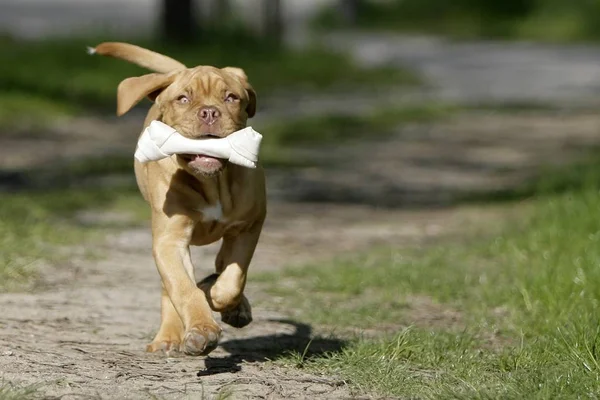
(221, 295, 253, 328)
(182, 324, 221, 356)
(146, 340, 181, 356)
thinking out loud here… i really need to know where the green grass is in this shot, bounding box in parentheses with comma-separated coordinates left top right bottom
(0, 382, 40, 400)
(0, 35, 420, 127)
(313, 0, 600, 42)
(257, 158, 600, 397)
(0, 93, 76, 130)
(466, 148, 600, 203)
(0, 187, 146, 290)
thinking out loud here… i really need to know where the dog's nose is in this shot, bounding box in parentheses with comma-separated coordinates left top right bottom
(198, 106, 221, 125)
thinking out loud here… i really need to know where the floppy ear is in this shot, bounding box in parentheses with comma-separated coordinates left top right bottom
(222, 67, 257, 118)
(116, 72, 175, 116)
(245, 85, 257, 118)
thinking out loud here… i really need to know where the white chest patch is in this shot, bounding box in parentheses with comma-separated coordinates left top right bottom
(198, 202, 226, 223)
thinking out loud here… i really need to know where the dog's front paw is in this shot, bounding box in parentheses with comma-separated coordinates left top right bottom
(182, 324, 221, 356)
(221, 295, 253, 328)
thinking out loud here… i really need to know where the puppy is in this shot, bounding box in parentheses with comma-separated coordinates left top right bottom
(93, 43, 266, 356)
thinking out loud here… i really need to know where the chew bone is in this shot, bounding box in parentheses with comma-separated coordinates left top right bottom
(135, 120, 262, 168)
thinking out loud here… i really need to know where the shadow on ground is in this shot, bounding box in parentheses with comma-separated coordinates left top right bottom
(199, 319, 346, 376)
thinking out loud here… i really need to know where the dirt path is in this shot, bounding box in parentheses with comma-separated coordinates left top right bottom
(0, 197, 490, 399)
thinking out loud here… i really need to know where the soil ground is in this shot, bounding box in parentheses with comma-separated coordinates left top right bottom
(1, 108, 599, 399)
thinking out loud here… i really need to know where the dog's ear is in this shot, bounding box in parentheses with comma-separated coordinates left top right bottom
(222, 67, 257, 118)
(116, 72, 175, 116)
(245, 85, 257, 118)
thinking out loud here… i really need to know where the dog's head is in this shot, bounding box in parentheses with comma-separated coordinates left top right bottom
(118, 66, 257, 176)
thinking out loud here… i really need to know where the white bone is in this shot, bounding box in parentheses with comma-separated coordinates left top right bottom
(134, 120, 262, 169)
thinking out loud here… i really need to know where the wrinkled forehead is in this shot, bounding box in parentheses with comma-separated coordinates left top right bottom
(167, 66, 244, 96)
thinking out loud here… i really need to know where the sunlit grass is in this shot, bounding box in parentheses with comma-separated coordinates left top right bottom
(259, 157, 600, 398)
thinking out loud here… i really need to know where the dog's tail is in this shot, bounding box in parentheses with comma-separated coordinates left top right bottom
(88, 42, 186, 73)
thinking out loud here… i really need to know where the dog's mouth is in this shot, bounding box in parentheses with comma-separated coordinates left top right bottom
(175, 130, 236, 175)
(180, 153, 222, 162)
(180, 153, 225, 175)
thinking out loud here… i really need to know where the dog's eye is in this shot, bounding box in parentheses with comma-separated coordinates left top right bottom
(224, 93, 239, 103)
(176, 95, 190, 104)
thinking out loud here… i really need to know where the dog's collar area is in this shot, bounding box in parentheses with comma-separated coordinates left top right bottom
(134, 120, 262, 168)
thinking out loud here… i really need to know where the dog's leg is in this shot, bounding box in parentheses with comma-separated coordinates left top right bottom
(146, 285, 184, 354)
(199, 222, 263, 328)
(151, 213, 221, 356)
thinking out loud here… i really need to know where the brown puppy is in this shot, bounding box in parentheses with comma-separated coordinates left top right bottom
(93, 42, 266, 356)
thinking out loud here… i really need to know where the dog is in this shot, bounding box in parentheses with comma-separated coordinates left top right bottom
(92, 42, 266, 356)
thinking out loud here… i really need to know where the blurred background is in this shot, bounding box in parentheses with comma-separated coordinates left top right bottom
(5, 2, 600, 397)
(2, 0, 600, 282)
